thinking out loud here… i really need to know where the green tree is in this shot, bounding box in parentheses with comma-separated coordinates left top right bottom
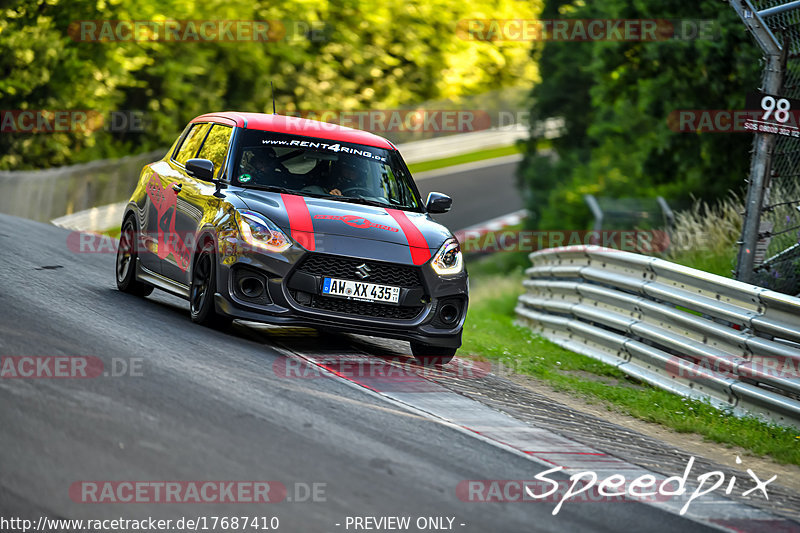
(518, 0, 761, 230)
(0, 0, 541, 169)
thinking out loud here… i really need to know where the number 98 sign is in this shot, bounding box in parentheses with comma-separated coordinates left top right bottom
(745, 91, 800, 137)
(760, 95, 791, 123)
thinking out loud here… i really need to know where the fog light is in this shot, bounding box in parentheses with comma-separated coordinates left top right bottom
(439, 303, 460, 325)
(239, 276, 265, 298)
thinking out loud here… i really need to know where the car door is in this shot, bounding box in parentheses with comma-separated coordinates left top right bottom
(162, 122, 234, 285)
(149, 122, 211, 282)
(138, 123, 200, 274)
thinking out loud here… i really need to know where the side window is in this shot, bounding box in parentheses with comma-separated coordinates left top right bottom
(174, 123, 211, 165)
(196, 125, 233, 177)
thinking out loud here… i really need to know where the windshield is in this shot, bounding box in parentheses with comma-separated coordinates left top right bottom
(232, 130, 422, 210)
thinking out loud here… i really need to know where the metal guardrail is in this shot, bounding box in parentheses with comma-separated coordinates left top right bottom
(515, 246, 800, 429)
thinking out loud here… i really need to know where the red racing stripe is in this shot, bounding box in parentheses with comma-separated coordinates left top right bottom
(386, 208, 430, 265)
(281, 193, 315, 251)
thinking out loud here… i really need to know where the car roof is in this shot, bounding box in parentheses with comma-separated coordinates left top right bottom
(191, 112, 396, 150)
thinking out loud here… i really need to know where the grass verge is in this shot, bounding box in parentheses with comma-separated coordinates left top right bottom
(667, 248, 736, 279)
(102, 227, 121, 240)
(407, 143, 522, 174)
(460, 256, 800, 465)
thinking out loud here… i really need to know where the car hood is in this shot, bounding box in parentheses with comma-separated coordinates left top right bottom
(235, 190, 453, 264)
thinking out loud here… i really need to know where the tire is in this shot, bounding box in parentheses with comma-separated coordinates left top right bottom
(190, 242, 232, 328)
(410, 342, 457, 366)
(115, 216, 153, 297)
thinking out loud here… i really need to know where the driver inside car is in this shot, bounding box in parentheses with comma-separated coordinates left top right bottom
(241, 146, 288, 186)
(328, 159, 368, 196)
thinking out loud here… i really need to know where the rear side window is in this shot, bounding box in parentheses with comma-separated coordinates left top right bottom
(196, 124, 233, 177)
(174, 123, 211, 165)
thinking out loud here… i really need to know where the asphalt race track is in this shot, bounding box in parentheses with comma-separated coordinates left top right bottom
(414, 158, 524, 231)
(0, 213, 753, 532)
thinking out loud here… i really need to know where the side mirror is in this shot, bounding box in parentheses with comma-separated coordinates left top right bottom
(426, 192, 452, 214)
(185, 158, 215, 182)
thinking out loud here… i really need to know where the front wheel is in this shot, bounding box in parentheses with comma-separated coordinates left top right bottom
(410, 342, 457, 366)
(115, 217, 153, 296)
(190, 242, 232, 328)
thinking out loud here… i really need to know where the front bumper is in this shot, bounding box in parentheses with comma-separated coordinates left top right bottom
(214, 247, 468, 349)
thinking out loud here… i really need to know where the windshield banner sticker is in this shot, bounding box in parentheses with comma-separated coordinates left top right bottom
(261, 138, 387, 162)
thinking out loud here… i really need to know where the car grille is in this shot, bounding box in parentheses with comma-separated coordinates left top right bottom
(289, 253, 426, 320)
(306, 294, 423, 320)
(295, 253, 422, 287)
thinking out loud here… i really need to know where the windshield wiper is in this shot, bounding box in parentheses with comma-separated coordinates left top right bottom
(241, 184, 294, 194)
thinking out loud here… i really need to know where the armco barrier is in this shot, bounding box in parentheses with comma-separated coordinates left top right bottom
(515, 246, 800, 429)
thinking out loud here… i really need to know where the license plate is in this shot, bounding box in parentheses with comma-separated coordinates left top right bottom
(322, 277, 400, 304)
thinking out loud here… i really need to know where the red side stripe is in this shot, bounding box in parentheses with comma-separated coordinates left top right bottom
(281, 193, 315, 251)
(386, 209, 430, 265)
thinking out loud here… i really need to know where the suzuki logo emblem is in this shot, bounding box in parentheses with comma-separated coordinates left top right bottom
(355, 263, 372, 280)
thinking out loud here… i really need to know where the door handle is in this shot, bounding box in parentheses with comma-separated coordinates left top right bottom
(171, 182, 183, 193)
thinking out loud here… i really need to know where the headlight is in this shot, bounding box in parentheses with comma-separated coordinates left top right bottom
(236, 210, 291, 253)
(431, 238, 463, 275)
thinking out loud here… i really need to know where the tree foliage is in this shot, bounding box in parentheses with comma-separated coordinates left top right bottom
(518, 0, 762, 230)
(0, 0, 540, 169)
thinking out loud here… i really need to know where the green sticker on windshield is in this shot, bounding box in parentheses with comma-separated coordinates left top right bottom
(239, 173, 252, 183)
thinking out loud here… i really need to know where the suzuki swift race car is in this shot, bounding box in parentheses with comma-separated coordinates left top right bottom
(115, 112, 467, 364)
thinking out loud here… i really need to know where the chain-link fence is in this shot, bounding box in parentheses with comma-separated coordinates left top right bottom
(732, 1, 800, 295)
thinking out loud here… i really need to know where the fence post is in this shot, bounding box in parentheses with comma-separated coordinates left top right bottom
(729, 1, 787, 283)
